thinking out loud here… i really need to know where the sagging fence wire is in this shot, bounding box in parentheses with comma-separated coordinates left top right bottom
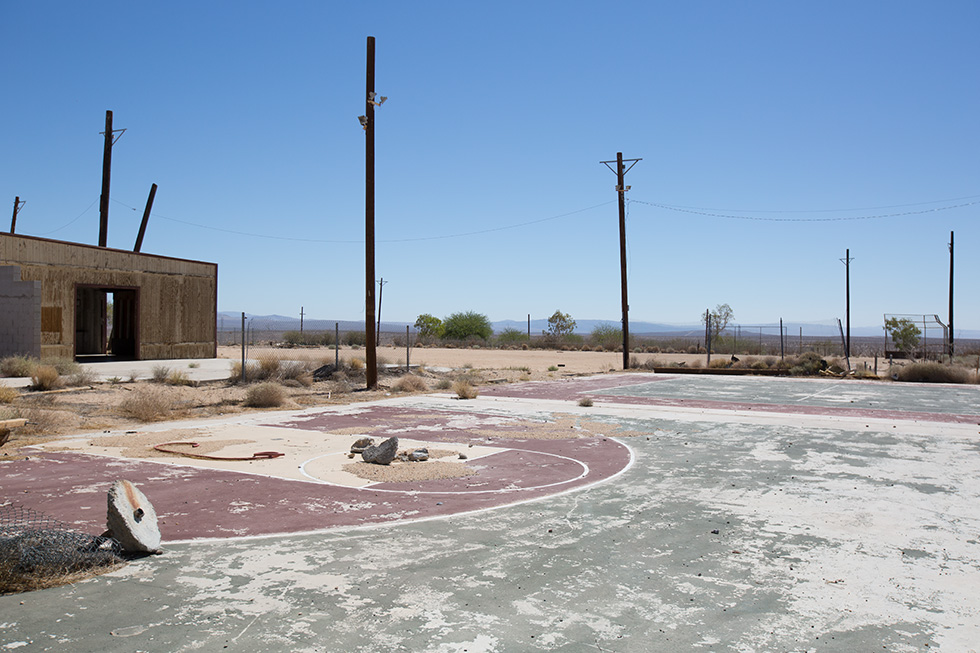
(0, 504, 124, 595)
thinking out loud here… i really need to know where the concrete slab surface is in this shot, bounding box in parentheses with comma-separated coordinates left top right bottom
(2, 373, 980, 652)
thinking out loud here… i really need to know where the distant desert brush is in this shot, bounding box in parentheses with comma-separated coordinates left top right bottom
(578, 397, 594, 407)
(452, 380, 478, 400)
(244, 382, 286, 408)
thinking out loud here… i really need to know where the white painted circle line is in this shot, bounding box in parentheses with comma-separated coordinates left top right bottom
(299, 448, 591, 495)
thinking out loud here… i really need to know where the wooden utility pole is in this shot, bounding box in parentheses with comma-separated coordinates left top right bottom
(300, 306, 305, 333)
(133, 183, 157, 252)
(948, 231, 954, 357)
(840, 249, 853, 358)
(98, 110, 126, 248)
(99, 111, 113, 247)
(10, 196, 24, 233)
(364, 36, 378, 389)
(600, 152, 641, 369)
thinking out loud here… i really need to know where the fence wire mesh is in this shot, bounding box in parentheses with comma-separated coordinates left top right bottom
(0, 504, 123, 594)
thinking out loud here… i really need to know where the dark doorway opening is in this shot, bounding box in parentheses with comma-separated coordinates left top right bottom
(74, 286, 139, 360)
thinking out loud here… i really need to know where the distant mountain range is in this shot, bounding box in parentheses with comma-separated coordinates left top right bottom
(218, 312, 980, 340)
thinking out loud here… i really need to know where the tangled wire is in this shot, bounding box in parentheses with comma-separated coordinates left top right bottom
(0, 504, 123, 594)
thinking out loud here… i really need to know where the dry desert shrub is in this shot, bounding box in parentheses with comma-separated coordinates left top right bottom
(46, 358, 81, 376)
(120, 387, 177, 422)
(151, 365, 171, 383)
(435, 378, 452, 390)
(392, 374, 428, 393)
(452, 380, 478, 400)
(346, 357, 365, 370)
(578, 397, 594, 407)
(165, 370, 195, 386)
(894, 362, 972, 384)
(257, 356, 281, 380)
(0, 386, 18, 404)
(244, 382, 286, 408)
(64, 368, 97, 387)
(279, 361, 313, 387)
(29, 366, 62, 391)
(1, 356, 37, 378)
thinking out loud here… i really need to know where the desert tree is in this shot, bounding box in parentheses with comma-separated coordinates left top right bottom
(885, 317, 921, 358)
(442, 311, 493, 342)
(414, 314, 444, 342)
(546, 310, 577, 343)
(701, 303, 734, 340)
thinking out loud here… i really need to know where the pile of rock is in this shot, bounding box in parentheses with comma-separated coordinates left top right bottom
(350, 437, 430, 465)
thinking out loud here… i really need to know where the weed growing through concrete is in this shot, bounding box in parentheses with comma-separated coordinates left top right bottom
(453, 380, 478, 399)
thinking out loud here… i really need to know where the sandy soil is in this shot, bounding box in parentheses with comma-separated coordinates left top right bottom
(1, 345, 882, 483)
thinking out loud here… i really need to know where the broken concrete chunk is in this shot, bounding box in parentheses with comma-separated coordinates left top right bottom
(361, 437, 398, 465)
(350, 437, 375, 454)
(106, 479, 162, 554)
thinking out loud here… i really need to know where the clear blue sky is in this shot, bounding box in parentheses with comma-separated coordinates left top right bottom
(4, 2, 979, 332)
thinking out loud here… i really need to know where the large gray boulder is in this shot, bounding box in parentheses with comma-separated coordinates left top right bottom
(361, 437, 398, 465)
(106, 480, 162, 554)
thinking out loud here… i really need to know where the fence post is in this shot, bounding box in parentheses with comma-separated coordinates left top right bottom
(406, 325, 410, 372)
(240, 312, 246, 384)
(335, 322, 339, 370)
(780, 318, 784, 359)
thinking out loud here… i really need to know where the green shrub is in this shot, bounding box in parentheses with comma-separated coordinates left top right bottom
(894, 362, 971, 384)
(496, 328, 527, 346)
(590, 323, 622, 351)
(442, 311, 493, 342)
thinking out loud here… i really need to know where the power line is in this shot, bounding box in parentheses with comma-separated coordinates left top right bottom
(35, 198, 99, 235)
(639, 193, 980, 214)
(630, 198, 980, 222)
(106, 200, 615, 244)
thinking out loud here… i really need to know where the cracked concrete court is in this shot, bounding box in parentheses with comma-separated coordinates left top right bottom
(2, 372, 980, 652)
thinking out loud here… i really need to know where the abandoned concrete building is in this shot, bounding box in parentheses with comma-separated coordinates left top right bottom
(0, 232, 217, 361)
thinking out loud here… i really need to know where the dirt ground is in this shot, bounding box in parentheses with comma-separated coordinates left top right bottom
(0, 345, 882, 461)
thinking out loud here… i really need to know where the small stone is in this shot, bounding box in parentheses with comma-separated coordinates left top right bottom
(361, 437, 398, 465)
(408, 448, 429, 462)
(458, 453, 468, 460)
(711, 529, 719, 534)
(350, 437, 375, 454)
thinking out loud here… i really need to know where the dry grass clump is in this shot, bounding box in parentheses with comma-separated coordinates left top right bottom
(279, 361, 313, 387)
(1, 356, 37, 378)
(894, 362, 972, 384)
(119, 386, 177, 422)
(392, 374, 428, 393)
(151, 365, 171, 383)
(453, 380, 478, 399)
(244, 382, 286, 407)
(46, 358, 81, 376)
(346, 357, 365, 371)
(0, 386, 18, 404)
(578, 397, 594, 407)
(165, 370, 195, 386)
(29, 366, 62, 391)
(64, 368, 97, 387)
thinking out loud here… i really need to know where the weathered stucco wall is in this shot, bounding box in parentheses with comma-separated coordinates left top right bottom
(0, 233, 217, 360)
